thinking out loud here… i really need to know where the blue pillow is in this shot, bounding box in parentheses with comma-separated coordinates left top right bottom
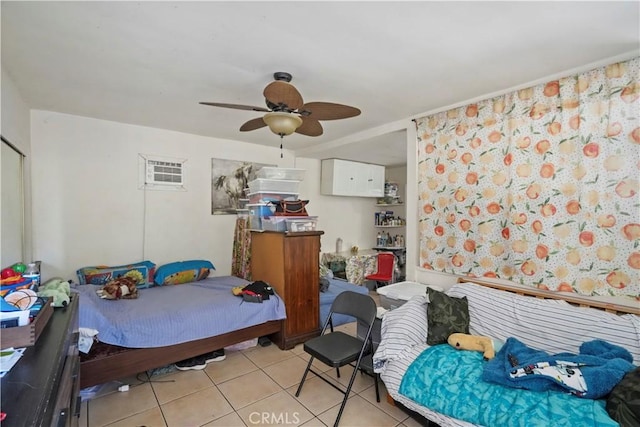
(154, 260, 215, 285)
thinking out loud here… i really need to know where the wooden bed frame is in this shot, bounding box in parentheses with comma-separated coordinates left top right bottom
(456, 277, 640, 315)
(80, 320, 283, 388)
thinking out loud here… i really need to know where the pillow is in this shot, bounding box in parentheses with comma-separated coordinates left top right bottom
(426, 287, 470, 346)
(154, 260, 215, 285)
(76, 260, 156, 288)
(607, 366, 640, 426)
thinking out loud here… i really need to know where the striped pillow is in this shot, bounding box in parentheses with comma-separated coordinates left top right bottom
(448, 282, 640, 365)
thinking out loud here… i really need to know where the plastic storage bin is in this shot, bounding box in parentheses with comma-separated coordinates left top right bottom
(261, 217, 288, 232)
(248, 179, 301, 194)
(376, 281, 443, 310)
(248, 203, 274, 230)
(256, 167, 306, 181)
(247, 203, 274, 217)
(285, 217, 318, 232)
(248, 192, 299, 204)
(237, 198, 249, 209)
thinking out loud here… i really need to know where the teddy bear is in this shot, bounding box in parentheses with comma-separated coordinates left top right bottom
(96, 276, 138, 300)
(448, 333, 501, 360)
(37, 278, 71, 307)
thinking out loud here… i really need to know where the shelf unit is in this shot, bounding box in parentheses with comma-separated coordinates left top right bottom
(374, 182, 406, 281)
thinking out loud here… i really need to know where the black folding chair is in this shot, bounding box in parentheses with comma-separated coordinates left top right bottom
(295, 291, 377, 427)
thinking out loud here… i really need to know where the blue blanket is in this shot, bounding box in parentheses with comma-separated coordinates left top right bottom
(399, 345, 617, 427)
(483, 338, 635, 399)
(77, 275, 286, 348)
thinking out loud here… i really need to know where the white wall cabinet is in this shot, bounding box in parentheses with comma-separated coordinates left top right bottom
(320, 159, 384, 197)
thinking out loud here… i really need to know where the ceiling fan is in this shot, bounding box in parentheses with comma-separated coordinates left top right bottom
(200, 72, 361, 139)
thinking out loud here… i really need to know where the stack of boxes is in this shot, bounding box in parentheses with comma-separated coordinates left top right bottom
(247, 167, 317, 232)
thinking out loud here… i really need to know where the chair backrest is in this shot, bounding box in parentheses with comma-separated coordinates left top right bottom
(330, 291, 377, 327)
(376, 253, 395, 275)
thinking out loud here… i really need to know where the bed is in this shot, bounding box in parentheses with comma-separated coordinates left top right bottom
(77, 275, 286, 388)
(320, 277, 370, 327)
(374, 279, 640, 427)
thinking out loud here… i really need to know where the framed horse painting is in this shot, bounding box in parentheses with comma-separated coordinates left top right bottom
(211, 158, 273, 214)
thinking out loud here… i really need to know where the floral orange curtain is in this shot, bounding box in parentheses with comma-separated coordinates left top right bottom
(417, 58, 639, 298)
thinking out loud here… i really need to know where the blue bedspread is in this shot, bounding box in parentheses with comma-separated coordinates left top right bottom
(483, 337, 635, 399)
(399, 345, 617, 427)
(77, 275, 286, 348)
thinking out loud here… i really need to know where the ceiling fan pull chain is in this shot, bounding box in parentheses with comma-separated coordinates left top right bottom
(280, 139, 283, 158)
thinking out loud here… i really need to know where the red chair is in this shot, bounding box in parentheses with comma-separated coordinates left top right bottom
(365, 252, 395, 289)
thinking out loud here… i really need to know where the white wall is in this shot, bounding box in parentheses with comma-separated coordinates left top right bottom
(30, 110, 297, 280)
(1, 68, 33, 265)
(294, 157, 376, 255)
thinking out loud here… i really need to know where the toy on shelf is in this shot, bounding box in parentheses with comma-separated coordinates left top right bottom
(37, 278, 72, 307)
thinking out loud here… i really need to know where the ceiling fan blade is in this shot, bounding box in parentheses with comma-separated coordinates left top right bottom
(300, 102, 361, 121)
(295, 117, 323, 137)
(263, 81, 304, 111)
(239, 117, 267, 132)
(200, 102, 270, 112)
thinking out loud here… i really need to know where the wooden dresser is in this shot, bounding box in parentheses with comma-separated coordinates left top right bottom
(1, 295, 80, 426)
(251, 230, 324, 349)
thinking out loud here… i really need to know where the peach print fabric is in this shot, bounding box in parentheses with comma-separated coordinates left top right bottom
(416, 57, 639, 298)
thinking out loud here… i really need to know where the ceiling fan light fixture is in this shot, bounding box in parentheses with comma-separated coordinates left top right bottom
(263, 112, 302, 136)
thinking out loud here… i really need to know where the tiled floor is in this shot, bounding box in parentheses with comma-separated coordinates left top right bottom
(79, 321, 423, 427)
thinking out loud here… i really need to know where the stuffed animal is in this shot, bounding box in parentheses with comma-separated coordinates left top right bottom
(448, 333, 497, 360)
(96, 276, 138, 300)
(37, 278, 71, 307)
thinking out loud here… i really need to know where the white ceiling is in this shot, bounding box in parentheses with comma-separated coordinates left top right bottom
(2, 1, 639, 167)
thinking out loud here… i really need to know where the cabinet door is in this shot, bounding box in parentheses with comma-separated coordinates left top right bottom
(283, 235, 320, 336)
(361, 163, 385, 197)
(321, 159, 384, 197)
(321, 159, 356, 196)
(333, 159, 358, 195)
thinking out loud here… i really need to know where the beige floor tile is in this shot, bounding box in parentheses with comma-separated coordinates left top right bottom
(399, 413, 427, 427)
(236, 390, 314, 426)
(323, 364, 376, 394)
(298, 354, 334, 374)
(151, 369, 214, 404)
(79, 400, 88, 427)
(263, 354, 316, 389)
(217, 369, 282, 410)
(317, 395, 398, 427)
(242, 343, 297, 367)
(205, 351, 258, 384)
(290, 342, 306, 355)
(299, 417, 329, 426)
(286, 376, 343, 416)
(161, 386, 233, 427)
(105, 407, 167, 427)
(87, 383, 158, 427)
(359, 382, 408, 423)
(202, 411, 248, 426)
